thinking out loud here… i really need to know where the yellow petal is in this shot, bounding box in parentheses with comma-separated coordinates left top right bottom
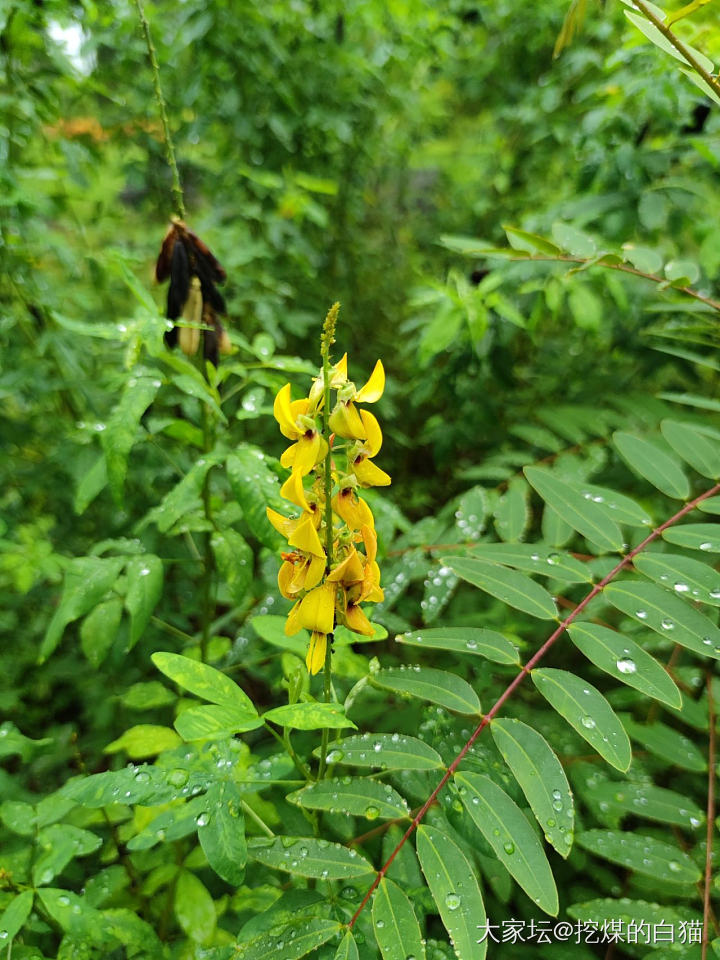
(274, 384, 299, 440)
(329, 401, 366, 440)
(359, 410, 382, 457)
(332, 489, 375, 531)
(361, 559, 384, 603)
(278, 560, 295, 599)
(305, 553, 326, 591)
(330, 353, 348, 387)
(352, 457, 391, 488)
(298, 583, 336, 634)
(327, 547, 365, 584)
(285, 600, 303, 636)
(344, 602, 374, 637)
(294, 433, 324, 475)
(354, 359, 385, 403)
(306, 631, 327, 675)
(280, 471, 311, 513)
(361, 524, 377, 564)
(266, 507, 300, 539)
(288, 514, 325, 557)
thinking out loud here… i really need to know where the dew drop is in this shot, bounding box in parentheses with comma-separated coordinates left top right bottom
(445, 893, 461, 911)
(616, 657, 637, 674)
(581, 715, 596, 729)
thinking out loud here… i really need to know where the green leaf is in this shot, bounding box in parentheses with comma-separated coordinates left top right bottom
(212, 529, 253, 605)
(505, 226, 561, 255)
(456, 772, 559, 916)
(262, 702, 357, 730)
(80, 596, 123, 666)
(577, 829, 700, 884)
(152, 652, 256, 711)
(567, 897, 696, 938)
(494, 477, 529, 542)
(101, 375, 161, 504)
(105, 724, 181, 758)
(124, 555, 163, 649)
(455, 485, 489, 540)
(591, 781, 704, 829)
(551, 222, 597, 257)
(32, 824, 101, 886)
(372, 877, 427, 960)
(175, 703, 264, 740)
(622, 716, 707, 771)
(227, 446, 284, 549)
(524, 467, 623, 552)
(396, 626, 520, 663)
(661, 420, 720, 479)
(60, 764, 182, 807)
(532, 668, 631, 771)
(198, 780, 247, 885)
(288, 778, 410, 820)
(334, 931, 360, 960)
(148, 456, 216, 533)
(624, 9, 715, 74)
(0, 890, 34, 942)
(568, 621, 682, 708)
(542, 504, 575, 548)
(74, 453, 108, 514)
(663, 523, 720, 552)
(247, 836, 374, 879)
(613, 432, 689, 499)
(622, 243, 663, 273)
(40, 556, 125, 662)
(604, 580, 720, 660)
(174, 870, 216, 944)
(658, 392, 720, 413)
(319, 733, 444, 771)
(241, 919, 343, 960)
(448, 556, 558, 620)
(371, 666, 482, 715)
(417, 825, 487, 960)
(468, 544, 592, 583)
(252, 614, 308, 657)
(567, 481, 653, 528)
(635, 552, 720, 607)
(490, 718, 574, 857)
(172, 373, 225, 420)
(37, 889, 108, 940)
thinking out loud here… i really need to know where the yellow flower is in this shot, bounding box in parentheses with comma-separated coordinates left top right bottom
(306, 631, 327, 675)
(329, 360, 385, 441)
(273, 383, 327, 475)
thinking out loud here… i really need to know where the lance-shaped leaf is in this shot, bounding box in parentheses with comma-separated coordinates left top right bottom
(212, 529, 253, 605)
(417, 824, 488, 959)
(40, 556, 125, 663)
(494, 476, 529, 542)
(448, 556, 558, 620)
(565, 481, 653, 528)
(198, 780, 247, 885)
(262, 702, 356, 730)
(152, 652, 256, 712)
(318, 733, 444, 771)
(288, 778, 409, 820)
(247, 836, 374, 879)
(0, 890, 34, 942)
(335, 931, 359, 960)
(240, 919, 343, 960)
(175, 703, 263, 741)
(468, 544, 592, 583)
(397, 626, 519, 663)
(524, 467, 623, 552)
(174, 870, 216, 944)
(32, 824, 102, 887)
(147, 456, 216, 533)
(227, 445, 285, 549)
(372, 877, 426, 960)
(371, 666, 482, 715)
(663, 524, 720, 552)
(125, 555, 163, 649)
(604, 580, 720, 660)
(622, 717, 707, 771)
(590, 781, 704, 829)
(102, 375, 161, 504)
(532, 668, 631, 771)
(635, 552, 720, 608)
(577, 830, 700, 884)
(613, 432, 689, 499)
(491, 718, 574, 857)
(568, 621, 681, 708)
(661, 420, 720, 479)
(456, 772, 559, 916)
(80, 597, 123, 666)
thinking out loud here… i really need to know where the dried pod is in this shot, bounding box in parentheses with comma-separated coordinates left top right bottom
(178, 277, 202, 356)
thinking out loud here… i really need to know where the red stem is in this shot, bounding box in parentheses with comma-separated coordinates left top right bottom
(348, 481, 720, 928)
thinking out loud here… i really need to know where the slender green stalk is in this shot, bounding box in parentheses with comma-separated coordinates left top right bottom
(632, 0, 720, 99)
(200, 399, 215, 663)
(151, 615, 197, 645)
(241, 800, 275, 838)
(134, 0, 185, 218)
(263, 722, 313, 782)
(318, 303, 339, 779)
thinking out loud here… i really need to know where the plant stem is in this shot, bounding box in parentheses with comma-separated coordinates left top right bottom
(200, 399, 215, 663)
(318, 303, 339, 779)
(631, 0, 720, 100)
(263, 722, 312, 782)
(134, 0, 186, 219)
(241, 800, 275, 838)
(347, 480, 720, 929)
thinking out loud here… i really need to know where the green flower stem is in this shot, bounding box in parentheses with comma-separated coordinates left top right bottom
(263, 722, 312, 782)
(241, 800, 275, 838)
(200, 399, 215, 664)
(318, 303, 339, 780)
(134, 0, 185, 219)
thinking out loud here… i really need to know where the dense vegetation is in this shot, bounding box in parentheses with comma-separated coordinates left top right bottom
(2, 0, 720, 957)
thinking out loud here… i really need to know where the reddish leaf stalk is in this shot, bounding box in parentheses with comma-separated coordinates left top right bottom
(348, 481, 720, 928)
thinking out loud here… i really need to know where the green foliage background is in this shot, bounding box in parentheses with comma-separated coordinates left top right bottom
(2, 0, 720, 957)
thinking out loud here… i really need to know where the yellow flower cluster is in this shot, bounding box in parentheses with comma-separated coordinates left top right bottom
(267, 354, 390, 675)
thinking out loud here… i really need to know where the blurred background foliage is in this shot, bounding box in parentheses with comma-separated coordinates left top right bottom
(2, 0, 720, 952)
